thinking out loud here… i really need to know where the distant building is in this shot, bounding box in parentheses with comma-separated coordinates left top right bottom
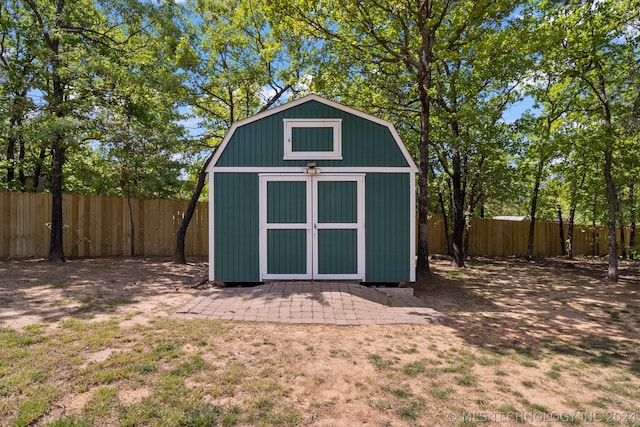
(492, 216, 528, 221)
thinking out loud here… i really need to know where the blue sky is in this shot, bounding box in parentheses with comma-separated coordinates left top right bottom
(179, 93, 538, 139)
(502, 96, 536, 123)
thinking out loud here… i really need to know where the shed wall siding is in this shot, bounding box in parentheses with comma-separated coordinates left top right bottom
(213, 173, 260, 281)
(215, 100, 409, 168)
(365, 173, 410, 282)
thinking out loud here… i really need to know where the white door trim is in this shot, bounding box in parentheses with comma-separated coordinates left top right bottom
(259, 174, 365, 281)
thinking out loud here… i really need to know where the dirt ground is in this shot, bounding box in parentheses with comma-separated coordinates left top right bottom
(0, 256, 639, 426)
(0, 257, 208, 330)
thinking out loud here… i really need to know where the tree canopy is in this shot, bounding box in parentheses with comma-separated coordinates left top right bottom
(1, 0, 638, 278)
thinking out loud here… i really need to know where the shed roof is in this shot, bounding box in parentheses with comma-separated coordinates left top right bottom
(207, 94, 418, 173)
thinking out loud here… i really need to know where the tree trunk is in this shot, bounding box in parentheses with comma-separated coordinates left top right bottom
(127, 196, 135, 256)
(437, 189, 452, 256)
(47, 31, 66, 263)
(527, 159, 544, 259)
(568, 205, 576, 259)
(617, 198, 627, 260)
(18, 129, 26, 188)
(567, 170, 586, 259)
(604, 146, 618, 281)
(416, 117, 432, 277)
(451, 144, 465, 267)
(630, 179, 636, 260)
(47, 136, 65, 262)
(632, 221, 637, 261)
(416, 81, 432, 278)
(557, 204, 566, 257)
(591, 191, 598, 257)
(32, 146, 47, 192)
(174, 152, 213, 264)
(6, 132, 15, 189)
(463, 206, 472, 260)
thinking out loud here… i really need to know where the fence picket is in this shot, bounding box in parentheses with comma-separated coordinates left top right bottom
(0, 192, 631, 259)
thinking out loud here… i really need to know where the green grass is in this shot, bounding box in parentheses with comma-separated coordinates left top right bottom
(83, 387, 118, 418)
(476, 354, 501, 366)
(402, 360, 426, 376)
(396, 398, 426, 421)
(546, 370, 561, 380)
(177, 405, 222, 426)
(430, 385, 456, 400)
(456, 374, 477, 387)
(169, 355, 209, 377)
(2, 258, 640, 426)
(14, 384, 60, 427)
(43, 417, 93, 427)
(0, 317, 301, 426)
(496, 404, 524, 423)
(519, 358, 539, 368)
(397, 345, 419, 354)
(591, 396, 618, 408)
(446, 271, 467, 278)
(369, 354, 394, 370)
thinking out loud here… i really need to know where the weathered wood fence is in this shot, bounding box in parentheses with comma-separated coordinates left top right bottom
(426, 215, 630, 258)
(0, 191, 630, 258)
(0, 192, 207, 258)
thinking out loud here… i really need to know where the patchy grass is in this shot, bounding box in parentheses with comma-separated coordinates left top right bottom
(0, 257, 639, 426)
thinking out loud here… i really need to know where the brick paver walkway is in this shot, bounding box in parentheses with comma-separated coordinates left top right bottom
(176, 283, 444, 325)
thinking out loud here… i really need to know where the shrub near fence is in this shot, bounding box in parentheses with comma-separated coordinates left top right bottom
(0, 191, 630, 259)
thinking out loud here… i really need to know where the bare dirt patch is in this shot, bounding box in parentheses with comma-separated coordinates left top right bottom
(0, 256, 638, 426)
(0, 257, 207, 329)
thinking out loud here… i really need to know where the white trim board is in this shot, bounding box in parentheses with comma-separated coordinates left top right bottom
(409, 172, 416, 282)
(213, 167, 412, 173)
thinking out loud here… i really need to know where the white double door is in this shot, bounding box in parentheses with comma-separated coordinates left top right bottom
(259, 174, 365, 280)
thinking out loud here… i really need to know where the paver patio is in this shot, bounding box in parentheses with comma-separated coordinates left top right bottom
(176, 282, 445, 325)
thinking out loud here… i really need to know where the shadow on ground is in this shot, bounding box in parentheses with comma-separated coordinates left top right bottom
(414, 257, 640, 374)
(0, 257, 208, 327)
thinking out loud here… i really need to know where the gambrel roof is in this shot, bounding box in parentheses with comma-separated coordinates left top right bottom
(207, 94, 418, 173)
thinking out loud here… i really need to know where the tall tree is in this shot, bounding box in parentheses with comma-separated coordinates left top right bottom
(430, 21, 524, 266)
(22, 0, 184, 262)
(272, 0, 525, 272)
(0, 0, 38, 191)
(518, 75, 575, 259)
(24, 0, 77, 262)
(174, 0, 309, 263)
(533, 0, 640, 281)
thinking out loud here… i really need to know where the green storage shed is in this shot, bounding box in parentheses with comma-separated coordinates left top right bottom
(207, 94, 417, 283)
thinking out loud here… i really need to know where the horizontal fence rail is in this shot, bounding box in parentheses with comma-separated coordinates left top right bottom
(0, 191, 631, 259)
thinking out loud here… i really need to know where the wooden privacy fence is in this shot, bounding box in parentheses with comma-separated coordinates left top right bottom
(0, 191, 630, 259)
(426, 215, 630, 257)
(0, 192, 207, 258)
